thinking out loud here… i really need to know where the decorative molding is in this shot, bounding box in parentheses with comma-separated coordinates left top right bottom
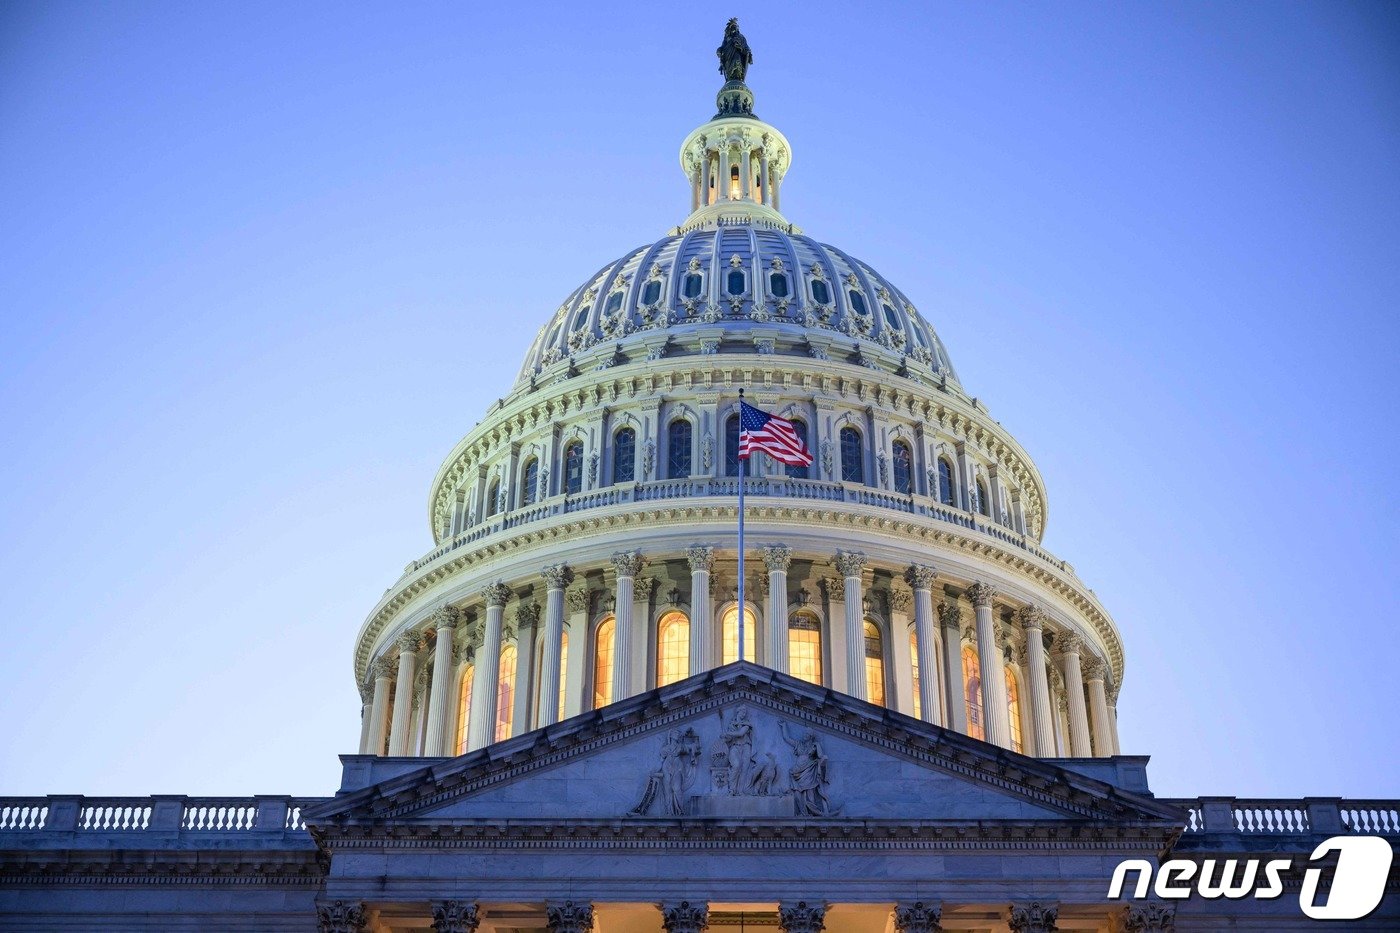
(762, 544, 792, 573)
(542, 564, 575, 590)
(687, 545, 716, 573)
(965, 581, 997, 608)
(611, 550, 646, 578)
(482, 582, 511, 607)
(1016, 605, 1047, 631)
(660, 901, 710, 933)
(889, 588, 913, 614)
(1056, 632, 1083, 657)
(1007, 902, 1058, 933)
(778, 901, 826, 933)
(429, 605, 461, 630)
(1081, 654, 1106, 680)
(893, 901, 942, 933)
(565, 587, 592, 614)
(822, 576, 845, 602)
(1123, 903, 1175, 932)
(834, 550, 866, 578)
(904, 564, 937, 591)
(317, 900, 367, 933)
(370, 657, 397, 681)
(515, 602, 542, 629)
(396, 632, 423, 655)
(432, 901, 481, 933)
(937, 601, 962, 630)
(546, 900, 595, 933)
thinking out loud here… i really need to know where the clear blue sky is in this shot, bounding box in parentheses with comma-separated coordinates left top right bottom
(1, 1, 1396, 800)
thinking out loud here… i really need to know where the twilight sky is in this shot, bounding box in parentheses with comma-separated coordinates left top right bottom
(1, 1, 1396, 799)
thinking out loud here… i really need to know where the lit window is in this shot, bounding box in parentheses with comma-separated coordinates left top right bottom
(725, 413, 741, 476)
(641, 280, 662, 304)
(495, 644, 517, 742)
(683, 273, 703, 298)
(785, 419, 809, 479)
(864, 621, 885, 707)
(727, 270, 745, 296)
(721, 605, 757, 664)
(454, 665, 474, 754)
(811, 279, 830, 304)
(937, 459, 955, 507)
(593, 616, 615, 709)
(892, 440, 913, 494)
(613, 428, 635, 483)
(1006, 666, 1023, 754)
(840, 427, 864, 483)
(963, 647, 984, 741)
(729, 165, 741, 199)
(910, 631, 921, 719)
(656, 611, 690, 686)
(521, 459, 539, 506)
(788, 613, 822, 685)
(848, 290, 867, 316)
(564, 442, 584, 495)
(769, 273, 789, 298)
(667, 420, 692, 479)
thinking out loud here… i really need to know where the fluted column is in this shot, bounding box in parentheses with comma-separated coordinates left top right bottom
(763, 545, 792, 672)
(1016, 606, 1057, 757)
(967, 582, 1011, 749)
(660, 901, 710, 933)
(893, 902, 942, 933)
(740, 147, 752, 199)
(836, 551, 867, 701)
(537, 564, 573, 728)
(610, 551, 643, 699)
(423, 607, 461, 756)
(758, 151, 771, 205)
(778, 902, 826, 933)
(431, 901, 481, 933)
(356, 681, 374, 753)
(687, 546, 715, 673)
(718, 148, 731, 198)
(1056, 633, 1093, 757)
(1007, 902, 1058, 933)
(1083, 655, 1113, 757)
(467, 582, 511, 750)
(387, 632, 421, 756)
(563, 586, 590, 717)
(905, 565, 941, 725)
(546, 900, 594, 933)
(938, 599, 968, 733)
(365, 658, 395, 756)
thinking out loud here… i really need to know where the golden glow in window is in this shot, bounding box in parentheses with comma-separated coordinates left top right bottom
(495, 644, 517, 743)
(656, 611, 690, 686)
(863, 620, 885, 707)
(911, 631, 921, 719)
(557, 632, 568, 721)
(593, 616, 615, 709)
(1005, 665, 1023, 754)
(721, 605, 757, 664)
(787, 613, 822, 685)
(454, 665, 474, 754)
(729, 165, 741, 200)
(962, 646, 984, 741)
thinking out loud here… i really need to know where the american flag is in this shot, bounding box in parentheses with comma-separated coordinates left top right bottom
(738, 400, 813, 467)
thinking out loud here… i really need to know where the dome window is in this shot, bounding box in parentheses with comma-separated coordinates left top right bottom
(485, 479, 500, 518)
(811, 279, 831, 304)
(656, 611, 690, 687)
(784, 419, 809, 479)
(573, 305, 590, 331)
(863, 620, 886, 707)
(881, 303, 900, 330)
(641, 280, 662, 305)
(729, 165, 741, 200)
(683, 273, 703, 298)
(521, 458, 540, 507)
(725, 413, 741, 476)
(840, 426, 864, 484)
(787, 612, 822, 685)
(848, 290, 868, 316)
(937, 457, 956, 507)
(612, 427, 635, 484)
(974, 478, 990, 517)
(727, 270, 745, 296)
(604, 292, 624, 315)
(563, 442, 584, 495)
(667, 419, 693, 479)
(769, 272, 789, 298)
(892, 440, 913, 494)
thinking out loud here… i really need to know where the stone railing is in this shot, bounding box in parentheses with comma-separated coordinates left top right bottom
(410, 477, 1068, 577)
(1165, 797, 1400, 837)
(0, 795, 324, 839)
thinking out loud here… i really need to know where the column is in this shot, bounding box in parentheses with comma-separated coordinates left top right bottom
(1007, 902, 1058, 933)
(758, 150, 771, 205)
(511, 602, 539, 734)
(893, 902, 943, 933)
(824, 576, 849, 693)
(365, 658, 395, 756)
(763, 545, 792, 672)
(431, 900, 481, 933)
(1108, 698, 1122, 755)
(563, 586, 590, 717)
(356, 681, 373, 754)
(537, 564, 573, 728)
(740, 147, 752, 199)
(690, 150, 703, 210)
(546, 901, 594, 933)
(387, 632, 421, 756)
(467, 581, 511, 750)
(1056, 633, 1093, 757)
(687, 545, 715, 673)
(1015, 606, 1057, 757)
(836, 551, 867, 701)
(967, 582, 1011, 749)
(718, 147, 731, 199)
(905, 565, 941, 726)
(938, 598, 967, 733)
(423, 607, 460, 756)
(610, 551, 644, 699)
(778, 902, 826, 933)
(1083, 655, 1114, 757)
(660, 901, 710, 933)
(889, 588, 916, 715)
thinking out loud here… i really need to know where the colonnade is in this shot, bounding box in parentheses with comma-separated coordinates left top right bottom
(357, 550, 1121, 761)
(689, 134, 783, 211)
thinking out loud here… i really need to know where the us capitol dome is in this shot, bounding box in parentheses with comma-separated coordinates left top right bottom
(351, 27, 1124, 767)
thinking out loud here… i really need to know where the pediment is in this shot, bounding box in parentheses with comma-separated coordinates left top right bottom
(306, 663, 1180, 831)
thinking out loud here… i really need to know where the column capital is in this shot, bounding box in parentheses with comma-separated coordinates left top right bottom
(431, 901, 481, 933)
(822, 576, 845, 602)
(1055, 631, 1084, 657)
(778, 901, 827, 933)
(1007, 902, 1059, 933)
(659, 901, 710, 933)
(358, 679, 374, 704)
(762, 543, 793, 572)
(686, 545, 715, 572)
(834, 549, 866, 578)
(565, 586, 592, 614)
(1081, 654, 1106, 680)
(515, 602, 542, 629)
(612, 550, 646, 578)
(396, 632, 423, 655)
(1015, 604, 1047, 631)
(937, 600, 963, 629)
(429, 605, 461, 630)
(546, 900, 595, 933)
(370, 657, 397, 680)
(965, 581, 997, 608)
(316, 900, 368, 933)
(482, 581, 512, 607)
(904, 564, 938, 591)
(889, 587, 913, 614)
(542, 563, 575, 590)
(893, 901, 943, 933)
(1123, 904, 1175, 932)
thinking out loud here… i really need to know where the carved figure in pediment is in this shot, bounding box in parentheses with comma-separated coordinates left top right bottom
(780, 721, 831, 816)
(719, 706, 756, 795)
(659, 727, 702, 815)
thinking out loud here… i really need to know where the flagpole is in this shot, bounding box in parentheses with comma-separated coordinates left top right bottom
(737, 388, 746, 665)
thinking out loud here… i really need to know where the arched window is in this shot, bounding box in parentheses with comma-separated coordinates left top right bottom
(641, 279, 662, 305)
(656, 611, 690, 687)
(721, 605, 757, 664)
(613, 427, 636, 484)
(769, 272, 789, 298)
(495, 643, 517, 743)
(725, 413, 741, 476)
(729, 164, 741, 200)
(563, 442, 584, 495)
(811, 278, 831, 304)
(454, 665, 474, 754)
(975, 478, 990, 516)
(788, 612, 822, 685)
(840, 427, 864, 483)
(667, 419, 693, 479)
(521, 458, 539, 507)
(910, 630, 922, 720)
(962, 646, 984, 741)
(593, 616, 615, 709)
(683, 273, 703, 298)
(727, 269, 745, 296)
(937, 458, 955, 507)
(848, 289, 868, 316)
(864, 620, 886, 707)
(785, 419, 809, 479)
(485, 480, 500, 518)
(892, 440, 913, 494)
(1005, 666, 1024, 754)
(534, 632, 568, 726)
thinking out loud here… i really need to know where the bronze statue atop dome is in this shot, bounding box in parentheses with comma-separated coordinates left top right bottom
(717, 18, 753, 83)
